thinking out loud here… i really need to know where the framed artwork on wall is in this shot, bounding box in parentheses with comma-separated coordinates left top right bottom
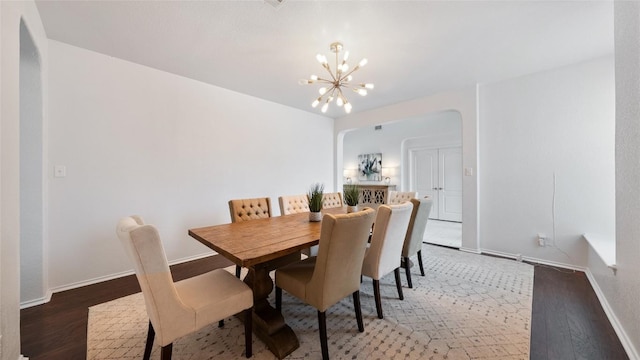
(358, 153, 382, 181)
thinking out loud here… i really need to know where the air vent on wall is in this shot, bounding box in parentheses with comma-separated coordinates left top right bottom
(375, 125, 382, 131)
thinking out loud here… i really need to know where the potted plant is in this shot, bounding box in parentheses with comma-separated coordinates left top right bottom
(307, 183, 324, 222)
(343, 184, 360, 213)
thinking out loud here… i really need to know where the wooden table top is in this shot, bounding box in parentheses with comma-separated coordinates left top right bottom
(188, 208, 346, 268)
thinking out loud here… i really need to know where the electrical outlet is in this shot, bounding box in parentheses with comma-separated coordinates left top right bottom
(537, 233, 547, 247)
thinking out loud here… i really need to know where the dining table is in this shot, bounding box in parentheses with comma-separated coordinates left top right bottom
(188, 207, 348, 359)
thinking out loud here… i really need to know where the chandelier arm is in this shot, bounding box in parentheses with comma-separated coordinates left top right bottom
(322, 63, 337, 82)
(337, 87, 348, 103)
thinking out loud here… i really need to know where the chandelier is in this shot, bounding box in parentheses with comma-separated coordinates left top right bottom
(299, 42, 374, 114)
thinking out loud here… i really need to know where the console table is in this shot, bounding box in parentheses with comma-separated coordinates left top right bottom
(344, 184, 396, 209)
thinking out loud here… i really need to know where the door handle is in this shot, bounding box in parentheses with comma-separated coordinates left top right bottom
(433, 187, 443, 190)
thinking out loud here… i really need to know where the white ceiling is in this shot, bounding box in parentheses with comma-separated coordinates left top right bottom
(34, 0, 613, 118)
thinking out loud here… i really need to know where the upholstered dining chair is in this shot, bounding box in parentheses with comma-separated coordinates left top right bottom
(361, 202, 414, 319)
(116, 216, 254, 360)
(274, 208, 376, 360)
(278, 194, 310, 215)
(387, 191, 418, 205)
(401, 197, 433, 288)
(321, 192, 343, 209)
(228, 197, 272, 277)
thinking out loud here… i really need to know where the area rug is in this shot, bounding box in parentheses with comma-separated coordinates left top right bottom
(87, 244, 533, 359)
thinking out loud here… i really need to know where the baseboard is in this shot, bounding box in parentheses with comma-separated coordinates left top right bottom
(459, 246, 481, 254)
(20, 252, 217, 309)
(584, 269, 639, 360)
(480, 248, 585, 272)
(19, 290, 52, 309)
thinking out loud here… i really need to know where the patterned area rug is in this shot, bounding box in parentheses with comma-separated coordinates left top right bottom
(87, 244, 533, 359)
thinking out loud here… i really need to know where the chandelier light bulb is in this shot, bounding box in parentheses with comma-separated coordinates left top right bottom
(300, 42, 372, 114)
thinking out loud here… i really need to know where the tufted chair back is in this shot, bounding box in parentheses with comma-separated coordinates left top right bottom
(278, 194, 310, 215)
(321, 192, 343, 209)
(228, 197, 272, 222)
(387, 191, 418, 205)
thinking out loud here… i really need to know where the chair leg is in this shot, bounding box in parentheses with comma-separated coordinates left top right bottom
(317, 310, 329, 360)
(417, 250, 425, 276)
(275, 286, 282, 312)
(160, 343, 172, 360)
(235, 265, 241, 278)
(244, 308, 253, 358)
(143, 321, 155, 360)
(352, 291, 364, 332)
(373, 279, 383, 319)
(394, 267, 404, 300)
(404, 256, 413, 289)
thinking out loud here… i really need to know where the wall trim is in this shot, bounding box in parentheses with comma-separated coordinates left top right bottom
(584, 269, 639, 360)
(18, 290, 51, 310)
(480, 248, 585, 271)
(19, 251, 216, 308)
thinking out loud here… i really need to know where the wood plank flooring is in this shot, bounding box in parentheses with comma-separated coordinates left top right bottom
(20, 253, 628, 360)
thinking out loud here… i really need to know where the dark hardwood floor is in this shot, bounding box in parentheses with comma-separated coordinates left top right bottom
(20, 254, 628, 360)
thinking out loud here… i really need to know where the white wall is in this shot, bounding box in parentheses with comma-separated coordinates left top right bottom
(588, 3, 640, 358)
(20, 20, 45, 305)
(46, 40, 334, 293)
(479, 55, 615, 267)
(1, 1, 49, 358)
(342, 111, 462, 189)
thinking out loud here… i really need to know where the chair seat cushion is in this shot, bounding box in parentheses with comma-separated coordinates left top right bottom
(275, 257, 317, 303)
(175, 269, 253, 330)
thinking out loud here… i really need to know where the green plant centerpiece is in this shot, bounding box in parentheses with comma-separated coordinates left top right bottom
(307, 183, 324, 222)
(343, 184, 360, 213)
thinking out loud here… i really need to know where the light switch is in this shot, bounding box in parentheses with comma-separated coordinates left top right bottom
(54, 165, 66, 178)
(464, 167, 473, 176)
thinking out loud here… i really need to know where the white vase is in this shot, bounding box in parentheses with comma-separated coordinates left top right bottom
(347, 205, 359, 213)
(309, 211, 323, 222)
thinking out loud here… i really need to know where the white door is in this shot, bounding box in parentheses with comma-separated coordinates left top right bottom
(410, 147, 462, 222)
(439, 147, 463, 222)
(411, 149, 439, 218)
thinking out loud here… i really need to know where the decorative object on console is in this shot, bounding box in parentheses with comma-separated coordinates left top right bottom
(343, 184, 361, 213)
(307, 183, 324, 222)
(358, 153, 382, 181)
(343, 168, 357, 184)
(381, 167, 392, 184)
(299, 42, 374, 114)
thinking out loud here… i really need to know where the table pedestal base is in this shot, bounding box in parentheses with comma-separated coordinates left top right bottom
(243, 252, 302, 359)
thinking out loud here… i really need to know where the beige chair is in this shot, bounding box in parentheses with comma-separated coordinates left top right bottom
(387, 191, 417, 205)
(278, 194, 310, 215)
(361, 202, 414, 319)
(401, 198, 433, 288)
(322, 192, 343, 209)
(275, 208, 376, 360)
(116, 216, 253, 360)
(228, 197, 272, 277)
